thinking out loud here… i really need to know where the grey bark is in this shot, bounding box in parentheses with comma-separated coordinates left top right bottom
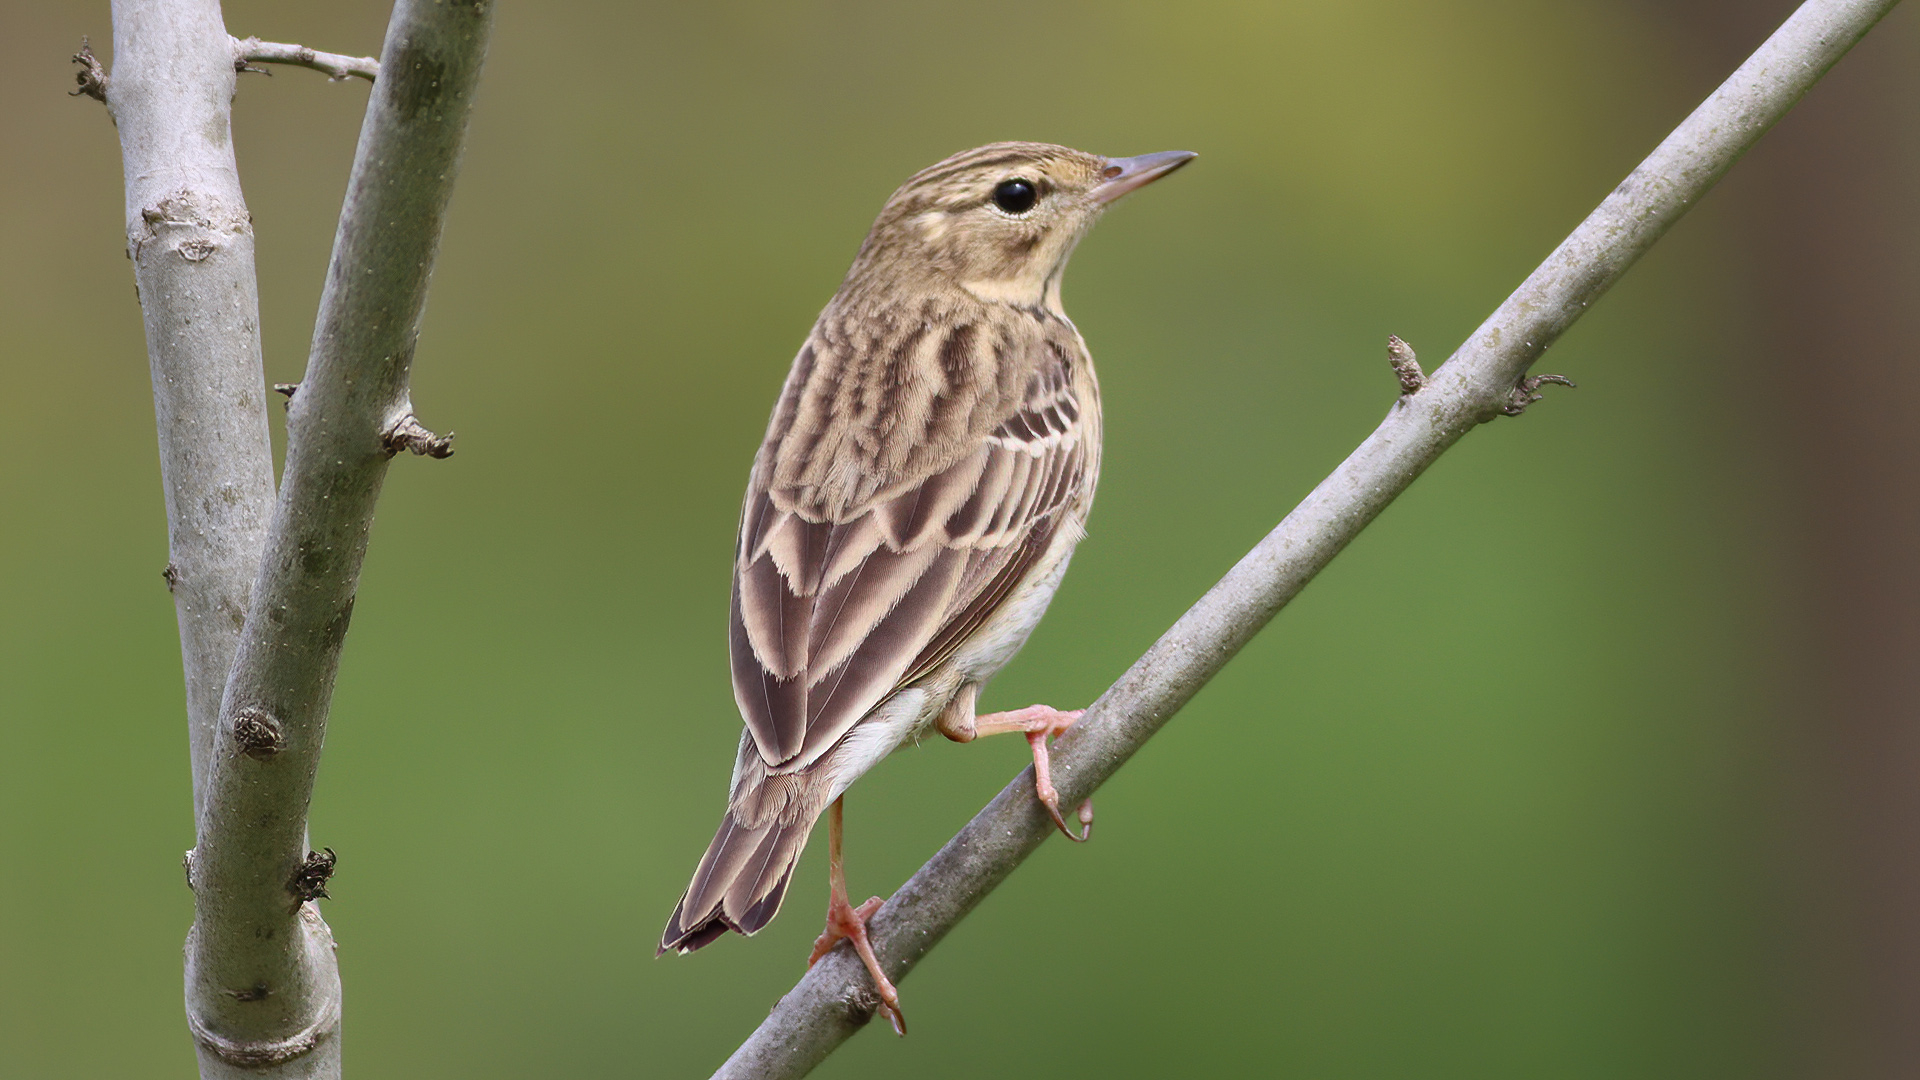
(713, 0, 1905, 1076)
(92, 0, 492, 1076)
(107, 0, 278, 824)
(182, 0, 492, 1071)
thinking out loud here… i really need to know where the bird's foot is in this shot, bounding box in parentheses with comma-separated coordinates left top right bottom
(808, 893, 906, 1035)
(976, 704, 1094, 842)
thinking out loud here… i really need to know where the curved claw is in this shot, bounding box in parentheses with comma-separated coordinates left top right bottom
(1027, 727, 1093, 842)
(878, 999, 907, 1037)
(1043, 796, 1094, 842)
(972, 705, 1096, 844)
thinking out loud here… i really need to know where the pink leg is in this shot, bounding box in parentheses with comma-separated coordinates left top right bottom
(806, 798, 906, 1035)
(973, 704, 1094, 842)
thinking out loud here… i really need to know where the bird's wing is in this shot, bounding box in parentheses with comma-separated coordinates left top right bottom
(731, 317, 1091, 770)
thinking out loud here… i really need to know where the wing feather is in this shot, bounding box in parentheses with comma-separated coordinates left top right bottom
(903, 518, 1060, 687)
(730, 577, 810, 761)
(729, 306, 1094, 770)
(808, 542, 942, 677)
(948, 446, 1017, 543)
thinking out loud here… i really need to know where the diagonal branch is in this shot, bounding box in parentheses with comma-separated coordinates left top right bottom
(713, 0, 1904, 1075)
(180, 1, 493, 1077)
(230, 36, 380, 82)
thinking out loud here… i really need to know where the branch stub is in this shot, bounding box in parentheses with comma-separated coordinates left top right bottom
(70, 38, 108, 103)
(287, 848, 337, 906)
(382, 413, 455, 458)
(1387, 334, 1426, 396)
(1500, 373, 1578, 417)
(231, 708, 285, 759)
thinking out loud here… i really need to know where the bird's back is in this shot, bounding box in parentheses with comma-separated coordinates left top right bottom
(731, 289, 1100, 775)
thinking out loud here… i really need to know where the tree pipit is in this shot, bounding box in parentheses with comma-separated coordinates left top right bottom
(659, 142, 1195, 1033)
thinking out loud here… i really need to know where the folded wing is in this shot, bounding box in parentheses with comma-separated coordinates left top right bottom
(731, 329, 1089, 771)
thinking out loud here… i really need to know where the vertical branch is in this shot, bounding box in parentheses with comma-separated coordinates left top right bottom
(181, 1, 493, 1076)
(106, 0, 277, 819)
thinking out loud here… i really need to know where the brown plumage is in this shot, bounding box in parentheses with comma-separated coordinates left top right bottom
(660, 141, 1194, 1028)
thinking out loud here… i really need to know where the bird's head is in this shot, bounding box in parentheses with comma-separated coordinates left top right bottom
(841, 141, 1195, 311)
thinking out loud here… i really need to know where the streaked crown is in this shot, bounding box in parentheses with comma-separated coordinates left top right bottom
(839, 141, 1195, 311)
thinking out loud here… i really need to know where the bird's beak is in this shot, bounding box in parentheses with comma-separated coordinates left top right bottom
(1090, 150, 1198, 205)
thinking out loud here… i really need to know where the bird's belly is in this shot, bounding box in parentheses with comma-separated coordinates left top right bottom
(823, 687, 928, 804)
(948, 527, 1082, 687)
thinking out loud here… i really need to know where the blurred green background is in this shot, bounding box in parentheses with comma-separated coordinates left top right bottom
(4, 1, 1918, 1076)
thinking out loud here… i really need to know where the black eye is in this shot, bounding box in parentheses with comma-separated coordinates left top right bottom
(992, 178, 1038, 214)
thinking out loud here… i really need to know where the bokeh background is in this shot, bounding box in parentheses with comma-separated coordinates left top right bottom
(4, 1, 1918, 1076)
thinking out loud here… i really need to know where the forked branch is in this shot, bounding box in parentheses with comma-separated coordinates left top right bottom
(170, 0, 491, 1076)
(713, 0, 1905, 1076)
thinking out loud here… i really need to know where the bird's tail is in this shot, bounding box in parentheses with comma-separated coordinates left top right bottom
(659, 808, 814, 955)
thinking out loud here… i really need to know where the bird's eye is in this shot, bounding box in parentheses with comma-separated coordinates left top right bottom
(992, 178, 1039, 215)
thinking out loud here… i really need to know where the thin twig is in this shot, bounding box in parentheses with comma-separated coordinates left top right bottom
(178, 1, 493, 1077)
(711, 0, 1904, 1076)
(230, 36, 378, 82)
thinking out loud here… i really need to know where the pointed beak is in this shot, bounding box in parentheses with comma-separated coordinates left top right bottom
(1090, 150, 1198, 205)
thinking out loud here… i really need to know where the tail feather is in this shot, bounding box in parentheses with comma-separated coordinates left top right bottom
(659, 809, 812, 955)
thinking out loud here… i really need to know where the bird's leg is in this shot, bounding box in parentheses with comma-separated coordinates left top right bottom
(806, 797, 906, 1035)
(941, 696, 1093, 842)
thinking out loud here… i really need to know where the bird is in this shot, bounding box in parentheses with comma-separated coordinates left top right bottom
(658, 141, 1195, 1033)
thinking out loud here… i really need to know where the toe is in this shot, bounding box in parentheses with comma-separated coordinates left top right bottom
(880, 1001, 907, 1036)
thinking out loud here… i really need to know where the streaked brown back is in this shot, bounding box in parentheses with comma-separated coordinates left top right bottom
(731, 296, 1094, 769)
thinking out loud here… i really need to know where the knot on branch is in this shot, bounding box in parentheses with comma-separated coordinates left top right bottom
(383, 413, 455, 459)
(1387, 334, 1426, 396)
(70, 38, 107, 103)
(288, 848, 337, 906)
(1501, 373, 1577, 417)
(231, 708, 284, 759)
(133, 192, 250, 262)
